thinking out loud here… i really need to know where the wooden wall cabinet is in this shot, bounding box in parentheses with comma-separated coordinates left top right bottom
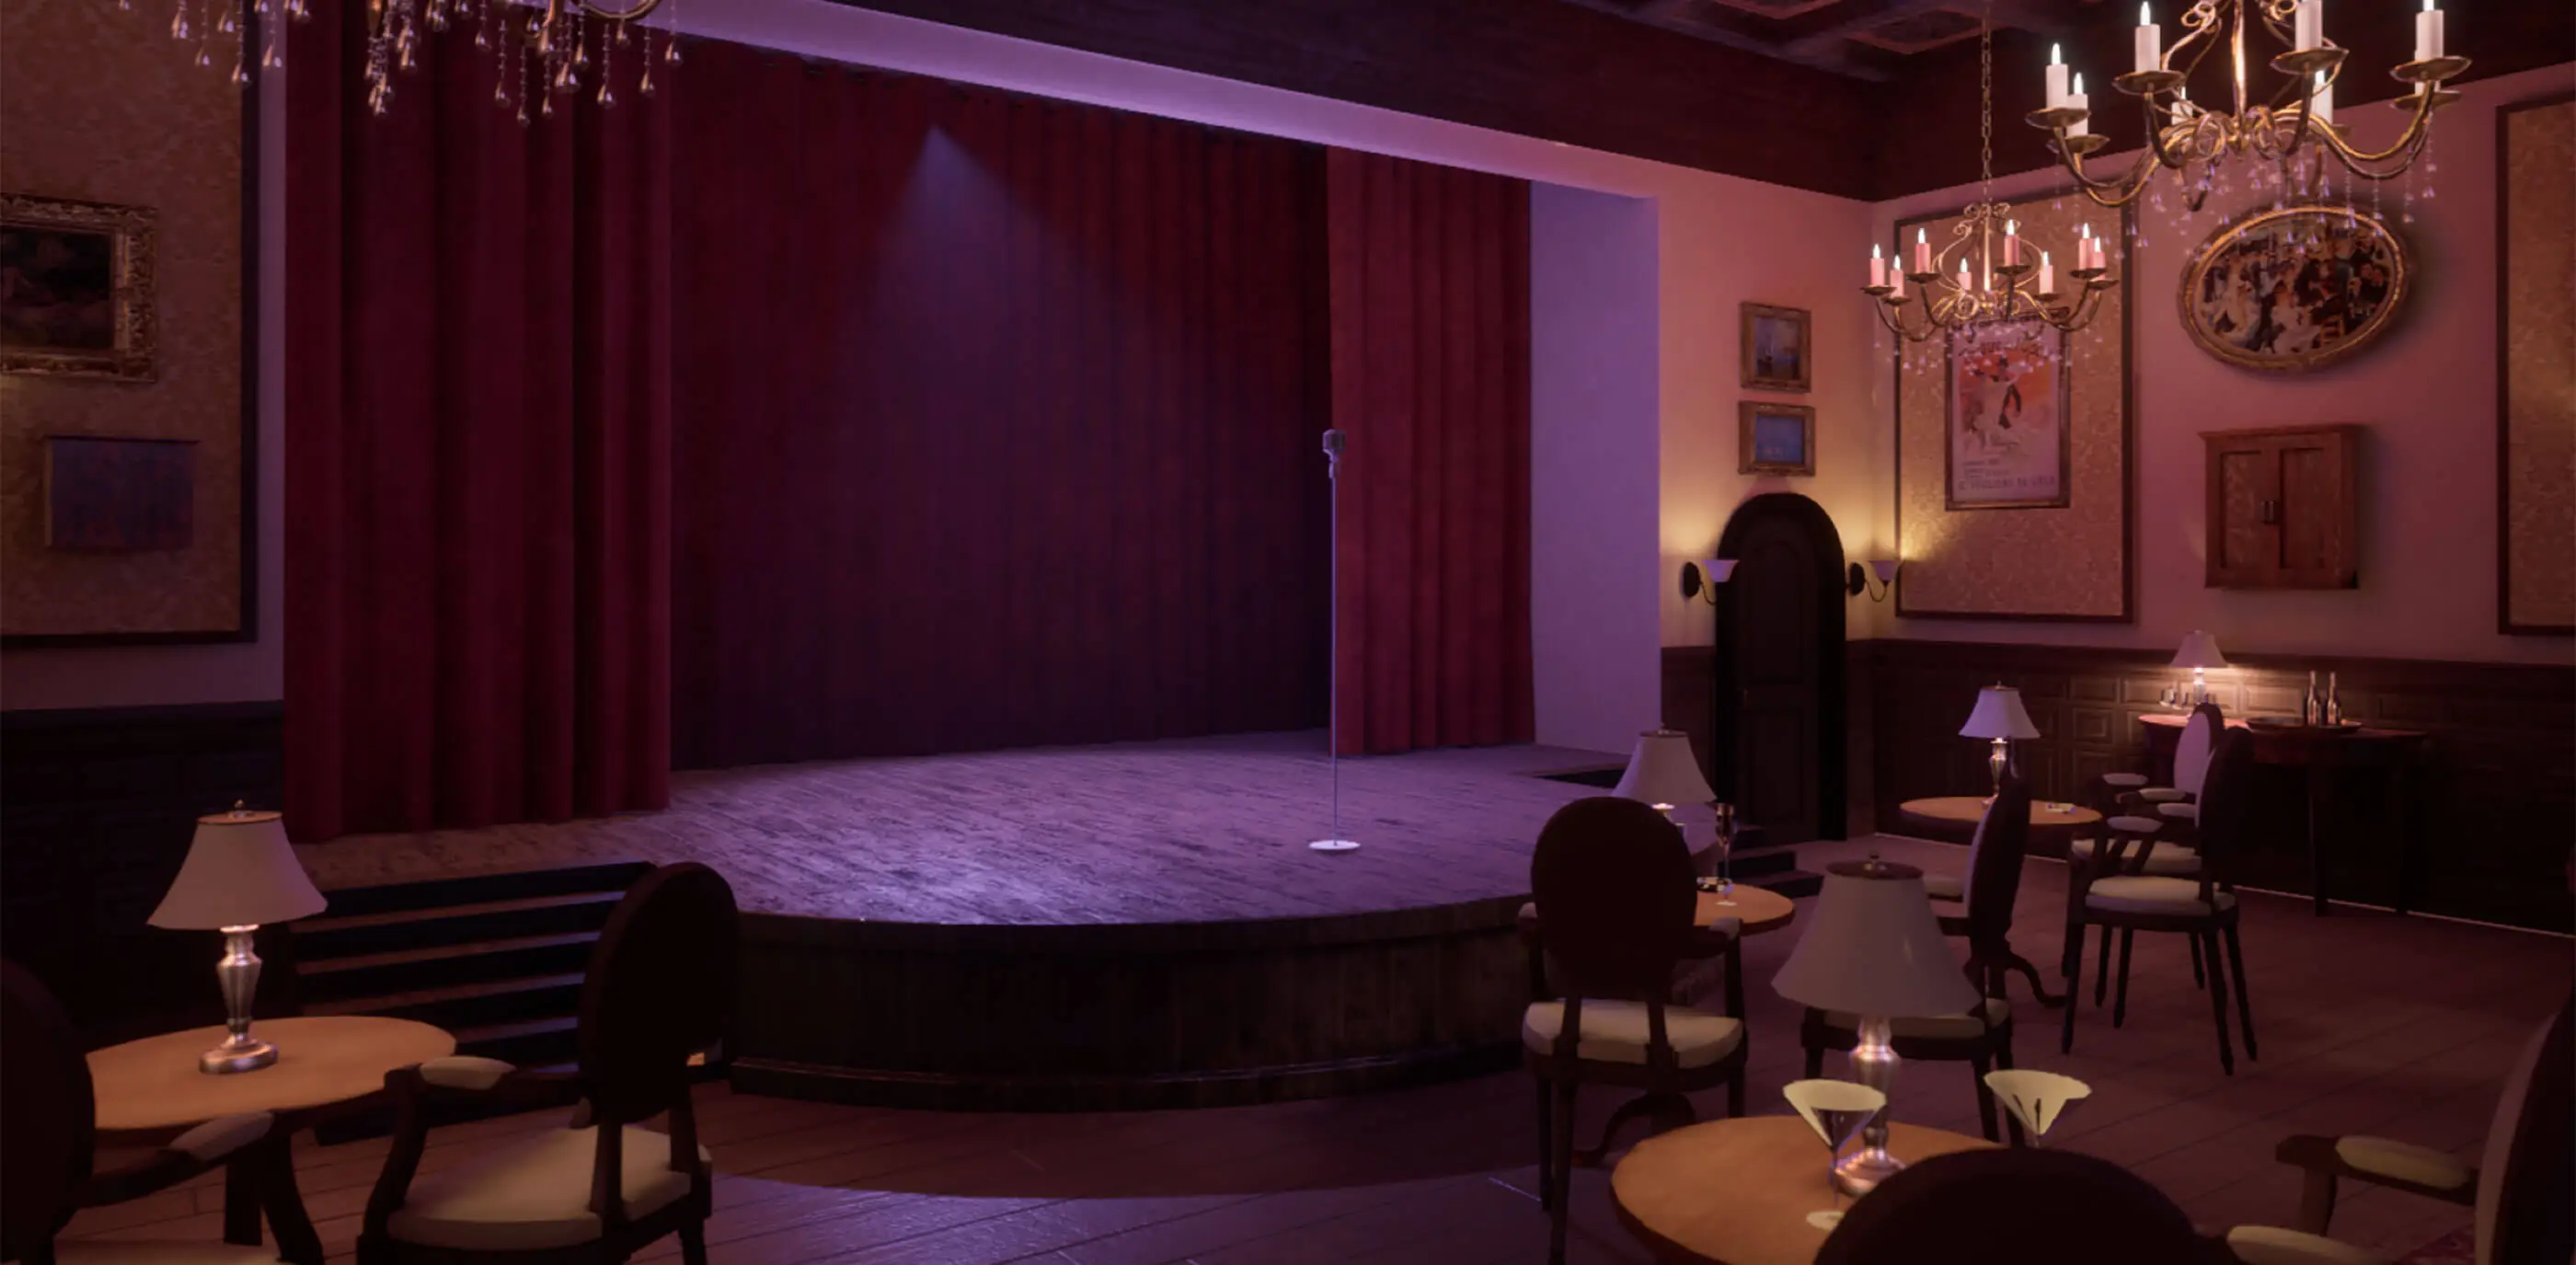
(2203, 424, 2362, 590)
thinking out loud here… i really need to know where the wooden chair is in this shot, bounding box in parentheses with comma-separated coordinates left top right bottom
(1816, 1148, 2227, 1265)
(2063, 730, 2260, 1074)
(2225, 995, 2573, 1265)
(2097, 701, 2222, 822)
(4, 959, 288, 1265)
(1808, 776, 2030, 1144)
(1524, 797, 1748, 1265)
(357, 863, 739, 1265)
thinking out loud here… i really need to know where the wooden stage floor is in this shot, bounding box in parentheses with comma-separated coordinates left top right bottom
(75, 836, 2570, 1264)
(294, 732, 1623, 924)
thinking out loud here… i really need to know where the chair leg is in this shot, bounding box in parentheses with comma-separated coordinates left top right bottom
(2093, 925, 2115, 1006)
(1534, 1075, 1555, 1211)
(1727, 1064, 1746, 1119)
(2224, 923, 2258, 1062)
(680, 1224, 709, 1265)
(2061, 926, 2084, 1054)
(1548, 1081, 1578, 1265)
(1970, 1052, 2000, 1143)
(1993, 1037, 2027, 1148)
(2200, 929, 2237, 1075)
(2188, 932, 2206, 989)
(2111, 930, 2135, 1029)
(2296, 1168, 2340, 1235)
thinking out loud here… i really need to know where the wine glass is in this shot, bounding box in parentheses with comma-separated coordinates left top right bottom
(1710, 802, 1739, 904)
(1982, 1069, 2091, 1147)
(1785, 1078, 1887, 1231)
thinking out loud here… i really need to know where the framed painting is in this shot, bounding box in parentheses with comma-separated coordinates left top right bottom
(1740, 302, 1811, 393)
(1, 193, 158, 381)
(2180, 203, 2408, 374)
(1739, 401, 1815, 477)
(1945, 318, 2071, 510)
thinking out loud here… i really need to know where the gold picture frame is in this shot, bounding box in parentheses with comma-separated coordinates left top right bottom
(2179, 202, 2408, 374)
(1738, 400, 1815, 477)
(1739, 301, 1811, 393)
(1, 193, 159, 381)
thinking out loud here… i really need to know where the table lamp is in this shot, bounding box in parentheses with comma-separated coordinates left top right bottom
(1958, 684, 2039, 798)
(1773, 857, 1982, 1195)
(1614, 729, 1716, 819)
(149, 806, 328, 1074)
(2172, 630, 2226, 707)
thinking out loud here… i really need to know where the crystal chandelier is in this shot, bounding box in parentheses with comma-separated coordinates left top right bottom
(2028, 0, 2468, 210)
(151, 0, 678, 121)
(1864, 4, 2116, 341)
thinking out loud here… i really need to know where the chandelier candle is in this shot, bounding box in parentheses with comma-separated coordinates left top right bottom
(2067, 75, 2089, 138)
(2311, 73, 2333, 127)
(1870, 245, 1888, 290)
(2038, 251, 2054, 296)
(1999, 220, 2020, 268)
(2135, 6, 2159, 75)
(2045, 44, 2069, 109)
(1911, 228, 1933, 276)
(2416, 0, 2443, 63)
(2294, 0, 2322, 52)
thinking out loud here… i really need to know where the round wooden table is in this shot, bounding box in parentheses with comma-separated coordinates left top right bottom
(1517, 883, 1798, 941)
(1612, 1115, 1996, 1265)
(1897, 796, 2102, 846)
(91, 1016, 454, 1264)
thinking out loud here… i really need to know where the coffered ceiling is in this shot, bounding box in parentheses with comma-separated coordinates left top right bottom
(1557, 0, 2099, 79)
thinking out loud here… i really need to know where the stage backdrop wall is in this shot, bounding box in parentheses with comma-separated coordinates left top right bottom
(668, 46, 1334, 768)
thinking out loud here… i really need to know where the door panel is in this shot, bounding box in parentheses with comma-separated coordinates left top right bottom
(2214, 446, 2275, 581)
(1730, 521, 1822, 845)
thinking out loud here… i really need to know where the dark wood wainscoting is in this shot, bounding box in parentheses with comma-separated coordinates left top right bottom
(0, 701, 290, 1041)
(1859, 640, 2575, 932)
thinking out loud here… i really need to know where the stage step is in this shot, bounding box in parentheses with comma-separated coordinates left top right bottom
(294, 891, 629, 960)
(307, 972, 588, 1033)
(1697, 824, 1822, 899)
(298, 931, 603, 1006)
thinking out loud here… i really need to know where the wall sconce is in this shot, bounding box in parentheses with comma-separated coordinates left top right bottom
(1680, 558, 1736, 604)
(1846, 559, 1901, 602)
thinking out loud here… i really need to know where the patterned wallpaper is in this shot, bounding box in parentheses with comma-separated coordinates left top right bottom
(0, 0, 242, 637)
(2501, 96, 2574, 633)
(1895, 191, 2131, 620)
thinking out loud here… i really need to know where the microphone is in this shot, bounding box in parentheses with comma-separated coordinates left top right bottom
(1320, 430, 1345, 459)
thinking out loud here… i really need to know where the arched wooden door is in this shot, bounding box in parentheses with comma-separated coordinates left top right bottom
(1712, 494, 1847, 845)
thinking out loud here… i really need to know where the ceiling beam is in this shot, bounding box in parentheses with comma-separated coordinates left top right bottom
(1559, 0, 1894, 80)
(1778, 0, 2076, 56)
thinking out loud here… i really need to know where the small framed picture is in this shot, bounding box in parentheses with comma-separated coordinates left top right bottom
(1739, 401, 1815, 477)
(1, 193, 158, 381)
(1740, 302, 1811, 393)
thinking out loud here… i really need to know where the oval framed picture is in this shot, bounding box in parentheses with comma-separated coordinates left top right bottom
(2179, 203, 2409, 373)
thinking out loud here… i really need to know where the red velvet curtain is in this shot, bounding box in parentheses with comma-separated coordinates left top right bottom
(284, 8, 673, 841)
(668, 47, 1331, 769)
(1326, 150, 1534, 755)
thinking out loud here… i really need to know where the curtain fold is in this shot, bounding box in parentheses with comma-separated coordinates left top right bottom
(284, 8, 672, 841)
(1326, 150, 1534, 755)
(667, 48, 1332, 769)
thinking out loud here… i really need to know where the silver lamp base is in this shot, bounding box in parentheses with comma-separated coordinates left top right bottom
(200, 925, 277, 1075)
(1834, 1016, 1904, 1196)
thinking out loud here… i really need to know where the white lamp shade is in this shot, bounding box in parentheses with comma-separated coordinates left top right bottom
(1958, 684, 2040, 741)
(2172, 630, 2227, 670)
(1773, 861, 1983, 1018)
(1614, 729, 1716, 808)
(149, 809, 328, 930)
(1699, 558, 1737, 583)
(1868, 559, 1901, 585)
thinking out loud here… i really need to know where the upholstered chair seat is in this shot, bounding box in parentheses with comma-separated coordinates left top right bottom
(2068, 836, 2201, 877)
(2084, 875, 2238, 916)
(1922, 871, 1964, 902)
(2099, 773, 2148, 789)
(1522, 1001, 1743, 1070)
(2222, 1225, 2391, 1265)
(385, 1125, 713, 1251)
(2159, 802, 2199, 822)
(1822, 997, 2011, 1041)
(2329, 1137, 2473, 1191)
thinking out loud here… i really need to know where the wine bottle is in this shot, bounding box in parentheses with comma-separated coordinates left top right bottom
(2303, 671, 2321, 726)
(2324, 671, 2342, 726)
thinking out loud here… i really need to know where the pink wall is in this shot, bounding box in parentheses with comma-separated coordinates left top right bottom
(1872, 62, 2576, 667)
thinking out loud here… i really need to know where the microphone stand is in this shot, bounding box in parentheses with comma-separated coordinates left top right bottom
(1310, 429, 1358, 853)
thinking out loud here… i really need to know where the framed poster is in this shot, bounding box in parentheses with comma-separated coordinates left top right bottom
(1945, 318, 2070, 510)
(1738, 400, 1814, 476)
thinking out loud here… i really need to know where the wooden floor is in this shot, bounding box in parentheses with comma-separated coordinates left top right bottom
(293, 733, 1620, 924)
(73, 836, 2569, 1264)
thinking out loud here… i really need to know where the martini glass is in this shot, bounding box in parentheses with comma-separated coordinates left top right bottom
(1983, 1069, 2091, 1146)
(1785, 1078, 1887, 1231)
(1710, 803, 1739, 905)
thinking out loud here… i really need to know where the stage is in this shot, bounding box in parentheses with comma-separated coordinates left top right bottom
(297, 732, 1633, 1109)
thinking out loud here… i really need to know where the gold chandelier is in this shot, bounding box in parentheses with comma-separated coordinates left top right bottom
(1865, 4, 2115, 341)
(2028, 0, 2468, 210)
(152, 0, 676, 121)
